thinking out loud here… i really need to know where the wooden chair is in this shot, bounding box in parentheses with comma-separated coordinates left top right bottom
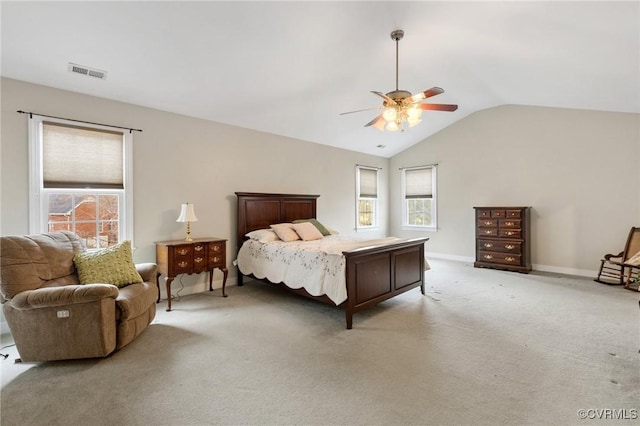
(595, 227, 640, 291)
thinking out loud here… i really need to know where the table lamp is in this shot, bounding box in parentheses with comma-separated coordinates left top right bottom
(176, 203, 198, 241)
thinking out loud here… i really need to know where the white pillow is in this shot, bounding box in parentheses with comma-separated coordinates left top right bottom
(270, 223, 300, 242)
(246, 229, 280, 243)
(292, 221, 324, 241)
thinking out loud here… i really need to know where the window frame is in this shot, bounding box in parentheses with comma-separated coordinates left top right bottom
(355, 165, 379, 231)
(401, 165, 437, 232)
(28, 115, 134, 247)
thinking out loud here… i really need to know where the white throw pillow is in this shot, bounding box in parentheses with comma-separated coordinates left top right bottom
(245, 229, 280, 243)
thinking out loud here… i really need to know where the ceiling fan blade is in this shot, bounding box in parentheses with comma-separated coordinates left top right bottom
(371, 91, 397, 105)
(410, 87, 444, 103)
(419, 103, 458, 112)
(339, 107, 381, 116)
(364, 114, 385, 130)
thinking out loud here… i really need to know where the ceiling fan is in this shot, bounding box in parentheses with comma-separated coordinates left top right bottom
(340, 29, 458, 132)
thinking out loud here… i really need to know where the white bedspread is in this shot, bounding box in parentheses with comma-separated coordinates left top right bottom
(237, 235, 407, 305)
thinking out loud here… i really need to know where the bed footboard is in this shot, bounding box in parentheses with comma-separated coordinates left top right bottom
(343, 237, 428, 329)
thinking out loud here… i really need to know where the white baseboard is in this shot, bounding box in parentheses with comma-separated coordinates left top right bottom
(426, 252, 597, 278)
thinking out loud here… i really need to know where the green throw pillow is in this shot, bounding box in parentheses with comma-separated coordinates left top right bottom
(73, 240, 143, 287)
(292, 218, 331, 236)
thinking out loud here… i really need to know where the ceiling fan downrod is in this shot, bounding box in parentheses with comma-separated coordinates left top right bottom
(390, 30, 404, 92)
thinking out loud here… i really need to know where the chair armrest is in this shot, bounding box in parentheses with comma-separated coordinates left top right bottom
(604, 251, 624, 261)
(136, 263, 158, 284)
(8, 284, 119, 310)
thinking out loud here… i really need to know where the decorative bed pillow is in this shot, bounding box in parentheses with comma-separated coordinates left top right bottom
(292, 221, 324, 241)
(270, 223, 300, 242)
(73, 240, 143, 287)
(292, 218, 331, 236)
(246, 229, 280, 243)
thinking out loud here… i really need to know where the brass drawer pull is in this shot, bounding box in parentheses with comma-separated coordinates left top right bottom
(505, 244, 515, 250)
(506, 231, 515, 236)
(212, 256, 220, 263)
(505, 256, 515, 262)
(483, 243, 493, 248)
(212, 246, 221, 252)
(178, 249, 189, 256)
(484, 221, 492, 225)
(178, 261, 188, 268)
(485, 230, 493, 234)
(484, 254, 493, 260)
(195, 246, 204, 252)
(195, 257, 203, 263)
(505, 221, 514, 226)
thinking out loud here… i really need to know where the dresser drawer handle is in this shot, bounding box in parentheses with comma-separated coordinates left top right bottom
(484, 221, 492, 226)
(485, 230, 493, 234)
(178, 261, 188, 268)
(506, 231, 515, 236)
(178, 249, 189, 256)
(195, 257, 204, 263)
(483, 243, 493, 248)
(505, 256, 515, 262)
(212, 256, 220, 263)
(195, 246, 204, 252)
(212, 246, 221, 252)
(505, 244, 515, 250)
(505, 221, 514, 226)
(484, 254, 493, 260)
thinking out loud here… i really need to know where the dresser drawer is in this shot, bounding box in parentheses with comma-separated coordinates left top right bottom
(499, 219, 521, 228)
(499, 228, 521, 238)
(478, 218, 498, 227)
(478, 239, 522, 254)
(491, 210, 506, 218)
(478, 251, 522, 266)
(477, 209, 491, 218)
(479, 227, 498, 237)
(506, 210, 522, 218)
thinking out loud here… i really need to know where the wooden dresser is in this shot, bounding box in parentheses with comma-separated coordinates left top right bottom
(155, 237, 228, 311)
(474, 207, 531, 273)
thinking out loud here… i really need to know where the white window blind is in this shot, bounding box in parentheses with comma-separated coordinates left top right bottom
(405, 168, 432, 199)
(359, 168, 378, 198)
(43, 122, 124, 189)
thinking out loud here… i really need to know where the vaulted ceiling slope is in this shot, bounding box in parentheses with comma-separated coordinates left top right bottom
(2, 1, 638, 157)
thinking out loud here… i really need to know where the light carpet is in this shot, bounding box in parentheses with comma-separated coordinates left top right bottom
(1, 259, 638, 425)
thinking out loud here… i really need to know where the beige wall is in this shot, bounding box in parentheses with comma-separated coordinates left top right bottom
(0, 77, 389, 299)
(390, 105, 640, 275)
(2, 78, 639, 334)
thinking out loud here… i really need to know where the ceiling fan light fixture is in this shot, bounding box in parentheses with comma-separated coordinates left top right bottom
(386, 121, 399, 132)
(382, 107, 398, 121)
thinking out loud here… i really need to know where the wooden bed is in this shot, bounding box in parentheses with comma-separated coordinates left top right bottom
(235, 192, 429, 329)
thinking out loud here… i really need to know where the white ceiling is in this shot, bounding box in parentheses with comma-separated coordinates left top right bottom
(2, 1, 639, 157)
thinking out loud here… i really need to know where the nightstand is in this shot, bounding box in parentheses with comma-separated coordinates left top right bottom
(155, 237, 228, 311)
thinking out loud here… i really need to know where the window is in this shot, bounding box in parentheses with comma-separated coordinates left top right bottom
(402, 165, 437, 231)
(29, 116, 133, 248)
(356, 166, 378, 229)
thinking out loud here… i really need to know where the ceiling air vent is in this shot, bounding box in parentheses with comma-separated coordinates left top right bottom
(68, 62, 107, 80)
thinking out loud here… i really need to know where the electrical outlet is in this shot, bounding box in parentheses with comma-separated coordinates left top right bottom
(57, 310, 70, 318)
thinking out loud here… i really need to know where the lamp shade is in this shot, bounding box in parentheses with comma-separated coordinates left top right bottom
(176, 203, 198, 223)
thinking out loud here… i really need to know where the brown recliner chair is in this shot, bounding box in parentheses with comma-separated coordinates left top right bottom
(0, 231, 158, 362)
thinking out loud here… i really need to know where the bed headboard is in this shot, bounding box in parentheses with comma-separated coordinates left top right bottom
(235, 192, 319, 250)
